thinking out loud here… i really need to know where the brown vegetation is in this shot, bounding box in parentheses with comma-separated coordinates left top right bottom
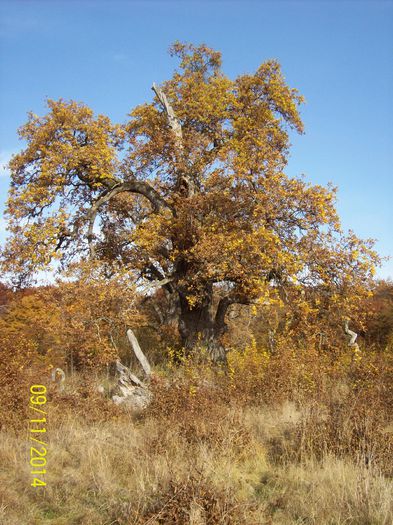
(0, 311, 392, 523)
(0, 43, 391, 524)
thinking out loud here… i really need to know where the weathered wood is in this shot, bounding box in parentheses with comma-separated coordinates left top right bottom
(152, 82, 195, 196)
(51, 367, 65, 392)
(112, 359, 152, 409)
(152, 82, 183, 148)
(108, 331, 153, 409)
(344, 320, 358, 347)
(127, 328, 152, 377)
(116, 359, 145, 388)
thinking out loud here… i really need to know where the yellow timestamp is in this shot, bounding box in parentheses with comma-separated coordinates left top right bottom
(29, 385, 48, 488)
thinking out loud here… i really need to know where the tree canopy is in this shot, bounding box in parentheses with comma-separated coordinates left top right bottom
(1, 42, 380, 356)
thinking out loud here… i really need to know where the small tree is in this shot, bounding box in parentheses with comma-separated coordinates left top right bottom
(2, 42, 379, 358)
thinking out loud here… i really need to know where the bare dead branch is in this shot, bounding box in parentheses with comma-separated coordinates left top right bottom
(152, 82, 183, 148)
(344, 320, 358, 347)
(152, 82, 195, 196)
(127, 328, 152, 377)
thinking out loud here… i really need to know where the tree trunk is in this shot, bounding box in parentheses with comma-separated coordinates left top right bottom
(178, 294, 229, 363)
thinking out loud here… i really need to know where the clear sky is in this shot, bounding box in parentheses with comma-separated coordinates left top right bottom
(1, 0, 392, 278)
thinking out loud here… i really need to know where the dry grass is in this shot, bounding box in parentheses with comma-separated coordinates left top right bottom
(1, 384, 392, 525)
(1, 342, 392, 524)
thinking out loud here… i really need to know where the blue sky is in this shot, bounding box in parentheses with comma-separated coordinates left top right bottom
(1, 0, 392, 278)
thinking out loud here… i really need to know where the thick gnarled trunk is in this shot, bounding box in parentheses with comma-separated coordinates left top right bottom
(178, 295, 229, 363)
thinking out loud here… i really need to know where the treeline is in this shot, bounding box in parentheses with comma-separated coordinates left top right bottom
(1, 275, 392, 374)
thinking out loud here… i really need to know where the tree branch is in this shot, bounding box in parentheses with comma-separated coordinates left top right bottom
(127, 328, 151, 378)
(344, 320, 358, 347)
(152, 82, 183, 148)
(86, 179, 172, 257)
(152, 82, 194, 196)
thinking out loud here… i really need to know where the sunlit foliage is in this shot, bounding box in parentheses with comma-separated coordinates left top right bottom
(1, 42, 380, 352)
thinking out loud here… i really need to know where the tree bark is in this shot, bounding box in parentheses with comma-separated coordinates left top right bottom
(178, 294, 228, 363)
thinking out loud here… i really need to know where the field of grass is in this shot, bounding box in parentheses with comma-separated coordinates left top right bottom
(1, 352, 392, 525)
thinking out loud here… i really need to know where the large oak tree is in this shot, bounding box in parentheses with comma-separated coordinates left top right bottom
(2, 43, 379, 358)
